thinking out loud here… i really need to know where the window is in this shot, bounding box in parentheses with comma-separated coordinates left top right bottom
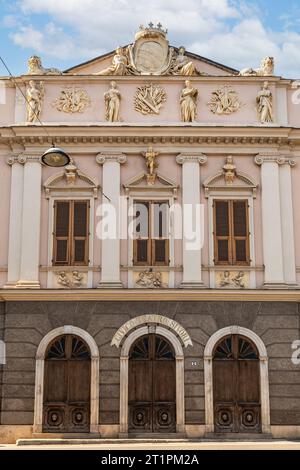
(213, 200, 250, 265)
(133, 200, 169, 266)
(53, 200, 89, 266)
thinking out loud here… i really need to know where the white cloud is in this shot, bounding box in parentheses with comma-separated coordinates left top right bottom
(6, 0, 300, 76)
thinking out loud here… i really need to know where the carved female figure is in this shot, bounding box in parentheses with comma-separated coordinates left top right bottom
(173, 47, 197, 76)
(26, 80, 44, 122)
(104, 81, 121, 122)
(256, 81, 273, 124)
(180, 80, 198, 122)
(96, 47, 128, 76)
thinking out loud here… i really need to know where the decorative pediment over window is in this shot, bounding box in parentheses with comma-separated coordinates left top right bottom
(124, 171, 178, 197)
(44, 160, 100, 198)
(203, 156, 258, 197)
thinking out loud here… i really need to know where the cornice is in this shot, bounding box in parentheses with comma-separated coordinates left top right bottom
(1, 125, 300, 148)
(0, 288, 300, 302)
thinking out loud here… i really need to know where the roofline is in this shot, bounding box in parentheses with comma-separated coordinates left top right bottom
(64, 44, 239, 74)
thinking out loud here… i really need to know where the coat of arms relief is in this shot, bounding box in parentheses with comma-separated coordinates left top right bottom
(95, 23, 200, 76)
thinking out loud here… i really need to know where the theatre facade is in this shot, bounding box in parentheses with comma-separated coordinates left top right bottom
(0, 24, 300, 442)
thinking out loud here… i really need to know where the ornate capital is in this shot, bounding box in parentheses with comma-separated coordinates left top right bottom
(255, 153, 296, 167)
(96, 153, 126, 165)
(6, 154, 32, 165)
(176, 153, 207, 165)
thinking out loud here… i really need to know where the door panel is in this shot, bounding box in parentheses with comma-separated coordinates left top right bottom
(153, 361, 175, 402)
(213, 334, 261, 433)
(44, 360, 67, 402)
(129, 361, 152, 403)
(43, 335, 91, 433)
(129, 334, 176, 433)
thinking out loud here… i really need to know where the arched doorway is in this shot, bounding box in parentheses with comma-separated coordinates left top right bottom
(213, 334, 261, 433)
(43, 334, 91, 433)
(128, 333, 176, 433)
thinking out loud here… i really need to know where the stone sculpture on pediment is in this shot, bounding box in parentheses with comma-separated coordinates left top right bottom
(127, 23, 174, 76)
(171, 46, 199, 76)
(95, 47, 129, 76)
(239, 57, 274, 76)
(27, 55, 61, 75)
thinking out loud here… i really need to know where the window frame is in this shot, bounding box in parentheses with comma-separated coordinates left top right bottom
(132, 199, 170, 267)
(52, 199, 90, 267)
(213, 198, 250, 266)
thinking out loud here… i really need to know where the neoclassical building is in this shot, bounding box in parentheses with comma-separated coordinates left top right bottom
(0, 24, 300, 442)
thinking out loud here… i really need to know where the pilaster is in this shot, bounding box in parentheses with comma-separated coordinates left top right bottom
(96, 152, 126, 288)
(176, 153, 207, 288)
(255, 153, 296, 288)
(16, 156, 42, 288)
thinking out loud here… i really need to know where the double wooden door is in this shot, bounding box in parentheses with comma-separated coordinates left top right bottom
(43, 335, 91, 433)
(129, 334, 176, 433)
(213, 334, 261, 433)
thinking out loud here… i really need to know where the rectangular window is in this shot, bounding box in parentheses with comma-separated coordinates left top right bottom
(133, 200, 169, 266)
(53, 200, 89, 266)
(213, 199, 250, 265)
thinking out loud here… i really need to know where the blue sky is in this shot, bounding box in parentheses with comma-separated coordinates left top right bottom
(1, 0, 300, 77)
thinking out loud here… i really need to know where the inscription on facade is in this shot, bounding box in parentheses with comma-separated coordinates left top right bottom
(111, 314, 193, 348)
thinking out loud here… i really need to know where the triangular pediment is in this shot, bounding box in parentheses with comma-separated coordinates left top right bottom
(203, 171, 258, 197)
(65, 46, 237, 76)
(124, 171, 178, 195)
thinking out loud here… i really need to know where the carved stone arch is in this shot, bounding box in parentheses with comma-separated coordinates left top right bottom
(204, 326, 270, 434)
(113, 315, 192, 435)
(34, 325, 99, 433)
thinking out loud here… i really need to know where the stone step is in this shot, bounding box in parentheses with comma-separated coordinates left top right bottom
(204, 432, 273, 441)
(17, 437, 190, 446)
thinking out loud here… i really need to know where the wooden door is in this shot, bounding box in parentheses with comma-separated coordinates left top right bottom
(128, 334, 176, 433)
(43, 335, 91, 433)
(213, 334, 261, 433)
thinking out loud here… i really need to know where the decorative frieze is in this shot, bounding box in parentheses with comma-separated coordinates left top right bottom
(208, 85, 243, 115)
(52, 87, 91, 113)
(56, 270, 87, 288)
(216, 271, 249, 289)
(134, 83, 167, 115)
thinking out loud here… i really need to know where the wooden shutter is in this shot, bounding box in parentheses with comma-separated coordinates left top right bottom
(133, 201, 150, 265)
(72, 201, 89, 265)
(133, 201, 169, 266)
(214, 200, 231, 264)
(213, 200, 250, 266)
(152, 202, 169, 266)
(53, 201, 71, 265)
(232, 201, 249, 265)
(53, 200, 89, 266)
